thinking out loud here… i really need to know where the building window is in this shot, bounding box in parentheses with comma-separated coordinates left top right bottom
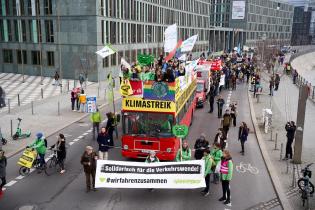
(14, 20, 19, 42)
(111, 54, 116, 66)
(100, 0, 104, 16)
(21, 20, 26, 41)
(20, 0, 25, 15)
(7, 20, 12, 41)
(101, 20, 104, 44)
(17, 50, 27, 64)
(3, 49, 13, 63)
(44, 0, 52, 15)
(5, 0, 10, 15)
(37, 20, 42, 42)
(27, 0, 32, 15)
(103, 57, 109, 68)
(31, 51, 41, 65)
(35, 0, 40, 15)
(45, 20, 54, 43)
(47, 51, 54, 66)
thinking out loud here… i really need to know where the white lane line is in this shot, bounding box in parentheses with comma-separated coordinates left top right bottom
(226, 99, 231, 103)
(86, 130, 92, 133)
(77, 135, 83, 139)
(69, 142, 75, 145)
(5, 180, 17, 187)
(83, 132, 89, 135)
(73, 139, 80, 142)
(2, 187, 6, 191)
(16, 175, 25, 180)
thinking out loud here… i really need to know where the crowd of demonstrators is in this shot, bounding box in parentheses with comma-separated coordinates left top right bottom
(0, 86, 6, 108)
(70, 87, 87, 112)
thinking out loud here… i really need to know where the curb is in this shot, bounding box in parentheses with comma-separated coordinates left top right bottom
(6, 96, 122, 159)
(247, 88, 292, 210)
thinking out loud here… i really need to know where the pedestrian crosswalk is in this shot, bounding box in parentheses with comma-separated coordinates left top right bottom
(0, 73, 92, 113)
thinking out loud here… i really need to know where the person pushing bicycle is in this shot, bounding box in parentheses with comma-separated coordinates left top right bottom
(28, 132, 47, 172)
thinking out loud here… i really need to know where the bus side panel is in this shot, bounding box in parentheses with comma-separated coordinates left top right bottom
(180, 98, 196, 127)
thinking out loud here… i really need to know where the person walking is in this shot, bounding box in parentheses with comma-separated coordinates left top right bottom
(284, 121, 296, 160)
(70, 89, 76, 111)
(201, 149, 213, 197)
(106, 112, 116, 147)
(238, 122, 249, 155)
(269, 77, 274, 96)
(76, 88, 80, 111)
(50, 134, 66, 174)
(0, 150, 7, 198)
(80, 146, 98, 192)
(274, 73, 280, 91)
(216, 95, 225, 118)
(293, 70, 298, 84)
(0, 86, 6, 108)
(90, 108, 102, 140)
(79, 73, 85, 88)
(222, 110, 231, 136)
(210, 142, 223, 184)
(208, 85, 215, 113)
(54, 71, 60, 86)
(176, 140, 191, 161)
(219, 150, 233, 206)
(28, 132, 47, 172)
(230, 102, 237, 127)
(79, 89, 87, 113)
(194, 133, 209, 160)
(97, 127, 111, 160)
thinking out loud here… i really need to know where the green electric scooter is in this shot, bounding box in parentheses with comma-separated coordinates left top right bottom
(12, 118, 31, 140)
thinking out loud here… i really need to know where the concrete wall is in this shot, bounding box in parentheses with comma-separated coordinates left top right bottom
(291, 51, 315, 85)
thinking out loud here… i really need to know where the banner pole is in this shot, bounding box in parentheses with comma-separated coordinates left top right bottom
(180, 138, 183, 161)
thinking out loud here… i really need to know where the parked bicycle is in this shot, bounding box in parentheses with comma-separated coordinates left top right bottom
(45, 148, 61, 175)
(297, 163, 314, 208)
(17, 148, 49, 176)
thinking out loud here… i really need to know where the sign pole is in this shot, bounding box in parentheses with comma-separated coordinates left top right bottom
(180, 138, 183, 161)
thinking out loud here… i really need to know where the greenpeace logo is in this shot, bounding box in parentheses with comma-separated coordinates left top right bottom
(174, 179, 201, 184)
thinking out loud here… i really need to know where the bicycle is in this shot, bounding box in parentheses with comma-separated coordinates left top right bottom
(18, 148, 49, 176)
(45, 148, 61, 175)
(297, 163, 314, 209)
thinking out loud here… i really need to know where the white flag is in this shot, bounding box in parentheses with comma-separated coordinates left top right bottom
(121, 58, 131, 69)
(164, 24, 177, 53)
(178, 54, 187, 61)
(181, 35, 198, 52)
(96, 44, 116, 58)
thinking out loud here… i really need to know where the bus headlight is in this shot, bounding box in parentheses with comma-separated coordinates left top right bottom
(123, 145, 128, 150)
(166, 148, 172, 153)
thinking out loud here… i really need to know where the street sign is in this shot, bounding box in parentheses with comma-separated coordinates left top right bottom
(172, 125, 189, 138)
(86, 96, 97, 113)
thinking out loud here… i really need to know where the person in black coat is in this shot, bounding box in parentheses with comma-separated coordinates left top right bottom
(97, 127, 111, 160)
(106, 112, 115, 146)
(0, 149, 7, 196)
(208, 85, 215, 113)
(284, 121, 296, 160)
(194, 133, 209, 160)
(238, 122, 249, 155)
(50, 133, 67, 174)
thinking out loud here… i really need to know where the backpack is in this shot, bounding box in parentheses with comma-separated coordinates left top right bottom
(223, 115, 230, 126)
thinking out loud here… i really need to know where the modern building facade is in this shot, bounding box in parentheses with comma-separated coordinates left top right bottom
(0, 0, 246, 82)
(228, 0, 294, 46)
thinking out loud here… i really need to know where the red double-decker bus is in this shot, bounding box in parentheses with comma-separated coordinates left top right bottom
(121, 74, 196, 161)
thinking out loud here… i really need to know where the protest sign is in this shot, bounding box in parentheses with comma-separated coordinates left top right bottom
(181, 35, 198, 52)
(164, 24, 177, 52)
(95, 160, 205, 189)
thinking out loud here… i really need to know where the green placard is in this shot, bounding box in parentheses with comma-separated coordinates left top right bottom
(172, 125, 189, 138)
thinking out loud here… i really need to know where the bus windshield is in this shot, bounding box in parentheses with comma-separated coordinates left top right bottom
(196, 82, 204, 92)
(123, 112, 174, 137)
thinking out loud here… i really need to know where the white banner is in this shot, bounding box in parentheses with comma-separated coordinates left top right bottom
(164, 24, 177, 53)
(121, 57, 131, 69)
(96, 44, 116, 58)
(232, 1, 246, 20)
(181, 35, 198, 52)
(178, 54, 187, 61)
(95, 160, 205, 189)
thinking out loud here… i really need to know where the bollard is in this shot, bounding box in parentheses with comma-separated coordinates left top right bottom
(67, 80, 70, 92)
(280, 143, 283, 161)
(274, 133, 279, 150)
(74, 80, 76, 88)
(10, 119, 13, 137)
(41, 88, 44, 99)
(8, 99, 10, 114)
(60, 85, 62, 93)
(286, 159, 289, 174)
(312, 86, 315, 100)
(270, 129, 273, 141)
(257, 94, 260, 103)
(18, 94, 20, 106)
(58, 101, 60, 116)
(292, 165, 296, 187)
(31, 101, 34, 115)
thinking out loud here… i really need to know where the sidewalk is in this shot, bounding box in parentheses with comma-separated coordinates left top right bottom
(249, 62, 315, 209)
(0, 78, 121, 157)
(0, 73, 92, 114)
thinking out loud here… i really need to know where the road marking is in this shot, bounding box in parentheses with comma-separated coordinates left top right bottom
(2, 187, 6, 191)
(83, 132, 89, 135)
(77, 135, 83, 139)
(69, 142, 75, 145)
(236, 162, 259, 174)
(87, 130, 92, 133)
(16, 175, 25, 180)
(73, 138, 80, 142)
(5, 180, 17, 187)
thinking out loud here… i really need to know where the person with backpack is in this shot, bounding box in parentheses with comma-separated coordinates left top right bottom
(28, 132, 47, 172)
(90, 108, 102, 140)
(222, 110, 232, 136)
(201, 149, 213, 197)
(194, 133, 209, 160)
(50, 134, 66, 174)
(0, 149, 7, 198)
(219, 150, 233, 206)
(216, 95, 225, 118)
(175, 140, 191, 161)
(79, 89, 87, 113)
(230, 102, 237, 127)
(97, 127, 111, 160)
(210, 142, 223, 184)
(106, 112, 116, 147)
(238, 122, 249, 155)
(71, 88, 77, 111)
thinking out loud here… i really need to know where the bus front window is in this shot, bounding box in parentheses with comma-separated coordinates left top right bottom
(123, 112, 174, 137)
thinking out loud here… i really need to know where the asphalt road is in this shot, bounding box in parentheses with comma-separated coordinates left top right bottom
(0, 83, 280, 210)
